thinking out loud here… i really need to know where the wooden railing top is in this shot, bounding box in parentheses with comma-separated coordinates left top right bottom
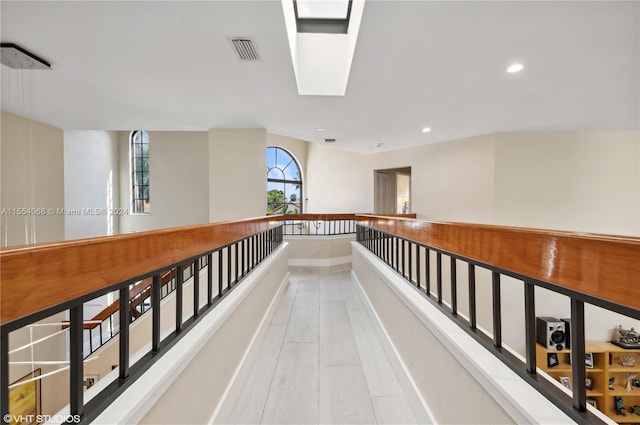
(275, 213, 417, 220)
(0, 216, 281, 327)
(355, 215, 640, 313)
(6, 212, 633, 328)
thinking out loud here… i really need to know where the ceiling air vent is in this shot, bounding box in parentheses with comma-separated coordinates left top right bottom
(323, 138, 336, 144)
(230, 38, 260, 61)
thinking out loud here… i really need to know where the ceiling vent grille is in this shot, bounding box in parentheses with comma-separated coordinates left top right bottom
(230, 38, 260, 61)
(323, 138, 336, 144)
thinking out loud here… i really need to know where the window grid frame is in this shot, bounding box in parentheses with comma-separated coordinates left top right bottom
(267, 146, 303, 215)
(130, 130, 150, 214)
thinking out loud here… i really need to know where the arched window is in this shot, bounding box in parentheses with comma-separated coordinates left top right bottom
(266, 147, 302, 215)
(130, 130, 150, 214)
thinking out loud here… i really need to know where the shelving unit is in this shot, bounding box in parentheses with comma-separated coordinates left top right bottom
(536, 343, 640, 424)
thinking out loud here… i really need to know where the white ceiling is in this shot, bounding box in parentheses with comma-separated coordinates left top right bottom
(1, 1, 638, 153)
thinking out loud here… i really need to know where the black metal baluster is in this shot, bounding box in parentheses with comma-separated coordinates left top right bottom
(386, 233, 390, 265)
(571, 299, 587, 412)
(152, 274, 161, 351)
(193, 259, 200, 317)
(89, 327, 93, 354)
(176, 265, 183, 332)
(416, 245, 421, 289)
(70, 304, 84, 417)
(524, 281, 536, 374)
(253, 234, 257, 267)
(492, 272, 501, 347)
(400, 240, 405, 277)
(425, 248, 431, 296)
(395, 237, 399, 272)
(451, 257, 457, 315)
(246, 236, 251, 269)
(256, 234, 260, 262)
(468, 264, 477, 329)
(218, 250, 223, 297)
(119, 288, 130, 379)
(436, 252, 442, 304)
(371, 229, 375, 254)
(207, 253, 213, 306)
(235, 242, 239, 284)
(408, 242, 413, 284)
(227, 246, 232, 289)
(242, 239, 246, 278)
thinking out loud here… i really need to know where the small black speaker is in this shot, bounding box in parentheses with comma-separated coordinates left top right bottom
(536, 316, 567, 350)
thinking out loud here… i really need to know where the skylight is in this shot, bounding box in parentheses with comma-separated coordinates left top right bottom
(296, 0, 349, 19)
(282, 0, 365, 95)
(294, 0, 353, 34)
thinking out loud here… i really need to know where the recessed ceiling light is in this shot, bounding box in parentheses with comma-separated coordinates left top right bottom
(507, 63, 524, 73)
(421, 127, 431, 133)
(316, 127, 327, 132)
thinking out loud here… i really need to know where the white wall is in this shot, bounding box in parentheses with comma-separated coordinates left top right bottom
(494, 131, 640, 235)
(64, 130, 120, 239)
(1, 110, 65, 246)
(368, 134, 497, 223)
(209, 129, 266, 222)
(119, 131, 209, 233)
(306, 142, 371, 213)
(358, 130, 640, 354)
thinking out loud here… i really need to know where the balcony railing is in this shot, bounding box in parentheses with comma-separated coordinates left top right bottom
(63, 213, 414, 359)
(2, 213, 637, 424)
(279, 213, 416, 236)
(355, 215, 640, 424)
(1, 217, 283, 424)
(70, 260, 203, 358)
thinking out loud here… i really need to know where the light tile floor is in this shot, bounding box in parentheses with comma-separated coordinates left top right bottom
(215, 265, 419, 425)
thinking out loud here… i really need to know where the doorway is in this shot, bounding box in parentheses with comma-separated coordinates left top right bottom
(374, 167, 411, 214)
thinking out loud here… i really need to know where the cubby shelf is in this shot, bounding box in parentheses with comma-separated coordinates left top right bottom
(536, 343, 640, 424)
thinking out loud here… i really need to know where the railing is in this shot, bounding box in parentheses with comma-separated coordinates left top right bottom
(76, 259, 204, 358)
(78, 213, 413, 355)
(279, 213, 416, 236)
(1, 217, 284, 424)
(355, 216, 640, 424)
(6, 212, 629, 424)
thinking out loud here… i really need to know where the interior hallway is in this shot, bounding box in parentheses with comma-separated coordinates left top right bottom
(213, 264, 424, 424)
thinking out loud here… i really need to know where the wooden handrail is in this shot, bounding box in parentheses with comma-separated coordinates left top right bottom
(276, 213, 417, 220)
(1, 217, 280, 326)
(355, 215, 640, 313)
